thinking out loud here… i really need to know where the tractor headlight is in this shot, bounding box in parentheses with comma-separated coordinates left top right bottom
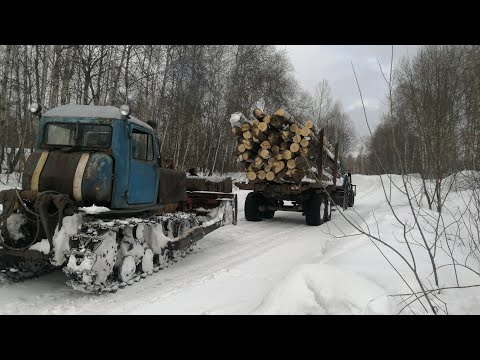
(119, 104, 131, 117)
(29, 103, 42, 115)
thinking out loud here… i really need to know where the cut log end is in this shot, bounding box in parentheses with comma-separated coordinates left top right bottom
(243, 130, 252, 139)
(304, 120, 314, 129)
(247, 171, 257, 181)
(258, 122, 268, 132)
(282, 149, 292, 160)
(260, 149, 270, 159)
(266, 171, 275, 181)
(240, 123, 251, 132)
(301, 127, 310, 137)
(254, 156, 264, 166)
(253, 108, 265, 120)
(260, 140, 271, 150)
(290, 143, 300, 153)
(273, 160, 286, 174)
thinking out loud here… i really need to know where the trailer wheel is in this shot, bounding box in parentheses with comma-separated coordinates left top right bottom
(305, 194, 324, 226)
(348, 190, 355, 207)
(342, 191, 348, 210)
(262, 210, 275, 219)
(245, 192, 263, 221)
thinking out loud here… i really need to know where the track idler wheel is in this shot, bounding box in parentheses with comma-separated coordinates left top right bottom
(119, 255, 136, 283)
(141, 249, 154, 274)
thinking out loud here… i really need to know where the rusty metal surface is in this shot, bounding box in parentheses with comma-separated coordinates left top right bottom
(21, 151, 42, 190)
(186, 177, 233, 193)
(235, 182, 311, 195)
(158, 168, 186, 205)
(235, 182, 254, 190)
(39, 151, 82, 198)
(184, 192, 236, 217)
(81, 153, 113, 205)
(0, 189, 75, 253)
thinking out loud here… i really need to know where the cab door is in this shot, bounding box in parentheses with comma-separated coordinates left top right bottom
(127, 126, 158, 205)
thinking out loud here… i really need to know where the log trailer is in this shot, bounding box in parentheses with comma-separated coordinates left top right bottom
(0, 104, 237, 293)
(232, 109, 356, 226)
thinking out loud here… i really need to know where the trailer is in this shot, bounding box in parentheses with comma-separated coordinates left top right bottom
(232, 113, 356, 226)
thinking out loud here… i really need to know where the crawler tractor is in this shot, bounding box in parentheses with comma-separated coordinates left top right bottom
(0, 104, 237, 293)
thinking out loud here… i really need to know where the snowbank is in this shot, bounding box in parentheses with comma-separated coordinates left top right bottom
(254, 264, 392, 315)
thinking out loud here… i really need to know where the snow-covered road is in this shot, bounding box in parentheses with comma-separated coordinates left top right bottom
(1, 174, 480, 314)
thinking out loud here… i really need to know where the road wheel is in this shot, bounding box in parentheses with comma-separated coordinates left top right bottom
(119, 256, 136, 283)
(342, 191, 348, 210)
(262, 210, 275, 219)
(348, 190, 355, 207)
(245, 192, 263, 221)
(305, 194, 324, 226)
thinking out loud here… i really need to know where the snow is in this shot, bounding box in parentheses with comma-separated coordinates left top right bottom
(198, 201, 232, 227)
(79, 205, 110, 214)
(229, 112, 250, 127)
(325, 147, 335, 161)
(6, 214, 27, 242)
(44, 105, 123, 119)
(51, 214, 84, 266)
(300, 176, 316, 183)
(186, 175, 230, 183)
(29, 239, 50, 255)
(43, 105, 152, 131)
(1, 172, 480, 314)
(253, 264, 392, 314)
(144, 223, 170, 253)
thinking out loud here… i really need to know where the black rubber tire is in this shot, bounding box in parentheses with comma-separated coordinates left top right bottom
(245, 192, 263, 221)
(342, 191, 348, 210)
(305, 194, 324, 226)
(262, 210, 275, 219)
(348, 190, 355, 207)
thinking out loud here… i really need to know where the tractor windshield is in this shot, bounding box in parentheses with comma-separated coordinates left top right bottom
(44, 122, 112, 148)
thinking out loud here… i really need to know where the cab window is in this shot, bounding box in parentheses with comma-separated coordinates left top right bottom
(132, 129, 153, 161)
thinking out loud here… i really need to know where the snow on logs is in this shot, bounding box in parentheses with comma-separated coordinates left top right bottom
(229, 109, 340, 184)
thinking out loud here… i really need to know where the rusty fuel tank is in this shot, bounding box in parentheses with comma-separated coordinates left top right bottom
(22, 150, 113, 206)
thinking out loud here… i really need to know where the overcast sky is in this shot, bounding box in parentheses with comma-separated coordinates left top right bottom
(281, 45, 421, 148)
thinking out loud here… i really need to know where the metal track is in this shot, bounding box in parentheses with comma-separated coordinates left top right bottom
(0, 198, 234, 292)
(0, 256, 56, 283)
(63, 212, 206, 294)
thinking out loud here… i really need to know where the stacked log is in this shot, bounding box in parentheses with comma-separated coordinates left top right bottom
(230, 109, 340, 184)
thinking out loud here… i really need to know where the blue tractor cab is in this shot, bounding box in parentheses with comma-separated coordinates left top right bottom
(22, 104, 182, 211)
